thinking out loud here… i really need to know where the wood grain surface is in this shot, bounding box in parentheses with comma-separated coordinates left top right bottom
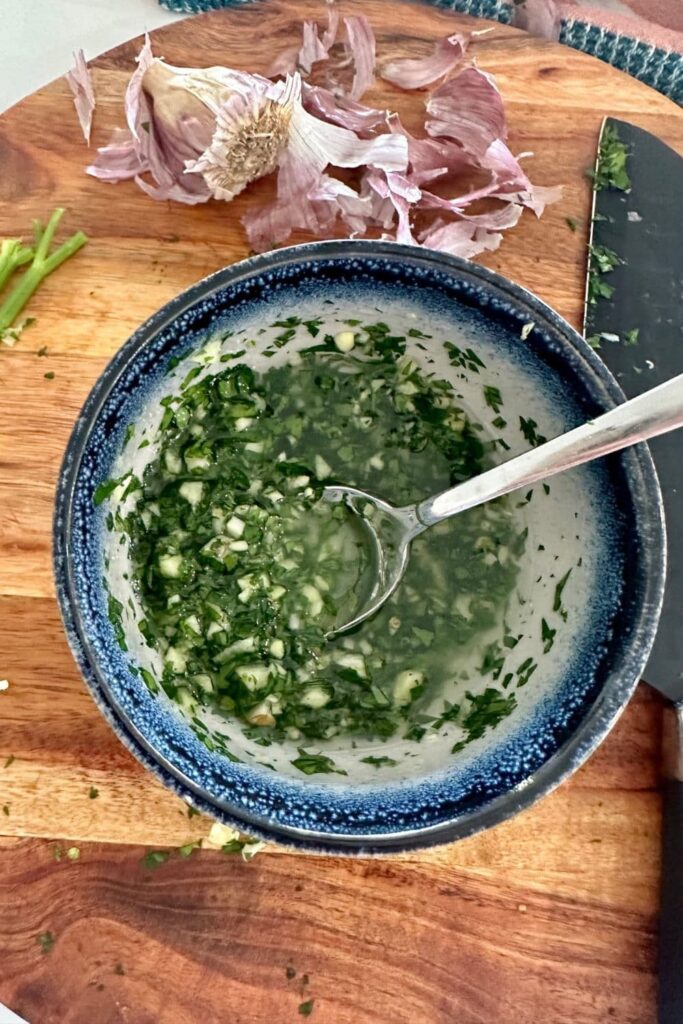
(0, 2, 681, 1021)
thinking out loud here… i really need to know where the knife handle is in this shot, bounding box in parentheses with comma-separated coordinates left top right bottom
(659, 703, 683, 1023)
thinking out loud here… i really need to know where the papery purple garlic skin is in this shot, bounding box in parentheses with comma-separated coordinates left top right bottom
(76, 11, 561, 260)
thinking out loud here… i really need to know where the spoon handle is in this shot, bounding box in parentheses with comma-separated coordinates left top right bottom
(417, 371, 683, 528)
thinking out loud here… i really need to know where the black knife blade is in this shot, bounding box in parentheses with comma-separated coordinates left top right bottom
(584, 117, 683, 1024)
(584, 117, 683, 702)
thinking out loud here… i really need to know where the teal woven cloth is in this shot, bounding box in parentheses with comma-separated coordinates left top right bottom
(157, 0, 682, 104)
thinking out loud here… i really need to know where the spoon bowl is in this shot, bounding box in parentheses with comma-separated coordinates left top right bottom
(323, 484, 423, 635)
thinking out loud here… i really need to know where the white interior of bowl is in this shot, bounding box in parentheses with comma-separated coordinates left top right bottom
(102, 287, 617, 785)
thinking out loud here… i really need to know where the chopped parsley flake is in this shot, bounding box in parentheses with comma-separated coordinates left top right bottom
(588, 123, 631, 192)
(360, 755, 398, 768)
(553, 569, 572, 613)
(519, 417, 547, 447)
(291, 750, 347, 776)
(483, 385, 503, 414)
(541, 618, 557, 653)
(141, 850, 171, 870)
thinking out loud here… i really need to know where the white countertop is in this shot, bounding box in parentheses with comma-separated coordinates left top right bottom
(2, 0, 184, 113)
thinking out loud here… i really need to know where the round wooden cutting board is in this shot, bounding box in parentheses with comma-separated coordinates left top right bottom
(0, 4, 681, 1022)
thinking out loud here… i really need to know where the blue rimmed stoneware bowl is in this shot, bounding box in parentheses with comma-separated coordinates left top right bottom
(53, 239, 665, 854)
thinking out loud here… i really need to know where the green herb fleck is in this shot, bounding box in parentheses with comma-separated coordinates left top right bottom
(454, 689, 517, 750)
(360, 755, 398, 768)
(141, 850, 170, 870)
(299, 1000, 315, 1017)
(66, 846, 80, 861)
(553, 569, 572, 612)
(88, 786, 99, 800)
(565, 216, 579, 232)
(37, 345, 48, 356)
(519, 417, 547, 447)
(178, 840, 201, 858)
(187, 805, 200, 819)
(483, 385, 503, 414)
(291, 750, 347, 776)
(541, 618, 557, 653)
(44, 371, 55, 380)
(444, 342, 485, 373)
(221, 839, 246, 855)
(93, 477, 122, 506)
(38, 931, 55, 954)
(587, 245, 624, 306)
(624, 328, 640, 346)
(4, 755, 14, 769)
(2, 804, 9, 816)
(588, 123, 631, 192)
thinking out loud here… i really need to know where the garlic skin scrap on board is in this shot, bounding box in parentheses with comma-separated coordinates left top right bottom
(68, 10, 560, 255)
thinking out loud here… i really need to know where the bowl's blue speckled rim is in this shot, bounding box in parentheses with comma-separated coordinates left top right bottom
(53, 239, 666, 854)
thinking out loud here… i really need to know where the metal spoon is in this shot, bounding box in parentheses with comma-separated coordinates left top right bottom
(325, 372, 683, 636)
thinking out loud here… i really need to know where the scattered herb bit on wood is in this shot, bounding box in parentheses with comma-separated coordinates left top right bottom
(88, 786, 99, 799)
(3, 754, 14, 768)
(286, 967, 297, 980)
(186, 805, 200, 818)
(565, 216, 579, 232)
(299, 1000, 315, 1017)
(37, 346, 48, 356)
(38, 931, 55, 954)
(44, 371, 55, 379)
(2, 804, 9, 816)
(66, 846, 81, 861)
(141, 849, 171, 870)
(178, 840, 201, 858)
(221, 839, 246, 855)
(114, 963, 126, 975)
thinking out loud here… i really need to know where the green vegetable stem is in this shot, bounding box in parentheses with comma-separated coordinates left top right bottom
(0, 208, 87, 334)
(0, 238, 34, 292)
